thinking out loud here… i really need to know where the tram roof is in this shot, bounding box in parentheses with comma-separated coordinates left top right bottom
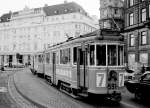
(48, 29, 124, 49)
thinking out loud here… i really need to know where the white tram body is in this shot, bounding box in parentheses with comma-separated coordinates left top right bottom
(31, 52, 45, 77)
(31, 29, 126, 101)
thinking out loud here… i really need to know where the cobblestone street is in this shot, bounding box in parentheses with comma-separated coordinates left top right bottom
(0, 69, 19, 108)
(10, 68, 150, 108)
(13, 68, 82, 108)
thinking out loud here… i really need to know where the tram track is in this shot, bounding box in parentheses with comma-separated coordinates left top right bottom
(34, 76, 83, 108)
(8, 68, 39, 108)
(36, 75, 144, 108)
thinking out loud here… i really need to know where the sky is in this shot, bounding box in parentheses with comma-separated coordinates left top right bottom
(0, 0, 100, 18)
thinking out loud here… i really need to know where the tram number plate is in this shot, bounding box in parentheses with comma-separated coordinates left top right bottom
(108, 83, 117, 90)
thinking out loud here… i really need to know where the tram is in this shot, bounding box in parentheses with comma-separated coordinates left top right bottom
(30, 29, 126, 102)
(31, 51, 44, 77)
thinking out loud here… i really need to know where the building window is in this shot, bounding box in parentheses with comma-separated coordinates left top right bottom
(129, 0, 134, 7)
(141, 31, 147, 45)
(129, 13, 134, 25)
(149, 4, 150, 17)
(34, 43, 38, 50)
(128, 54, 135, 70)
(141, 8, 146, 22)
(129, 34, 135, 46)
(140, 53, 148, 66)
(114, 9, 118, 14)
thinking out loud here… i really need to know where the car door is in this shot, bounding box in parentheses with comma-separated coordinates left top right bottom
(140, 73, 150, 97)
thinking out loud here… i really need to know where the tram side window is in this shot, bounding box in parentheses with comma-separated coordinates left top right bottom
(79, 49, 84, 65)
(60, 48, 70, 64)
(73, 47, 77, 65)
(56, 52, 59, 64)
(90, 45, 95, 65)
(38, 55, 42, 63)
(108, 45, 117, 66)
(73, 47, 84, 65)
(96, 45, 106, 66)
(118, 46, 123, 65)
(34, 55, 37, 62)
(46, 53, 50, 64)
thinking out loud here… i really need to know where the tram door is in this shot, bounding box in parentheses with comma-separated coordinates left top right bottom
(52, 53, 56, 85)
(77, 46, 88, 89)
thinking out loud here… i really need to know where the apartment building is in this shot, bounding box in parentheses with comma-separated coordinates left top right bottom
(124, 0, 150, 71)
(99, 0, 124, 30)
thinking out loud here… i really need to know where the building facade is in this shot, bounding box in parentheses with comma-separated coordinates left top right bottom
(0, 2, 98, 66)
(124, 0, 150, 71)
(99, 0, 124, 30)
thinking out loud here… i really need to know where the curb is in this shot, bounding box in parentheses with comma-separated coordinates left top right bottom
(13, 73, 47, 108)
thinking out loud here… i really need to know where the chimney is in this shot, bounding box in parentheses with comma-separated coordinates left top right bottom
(64, 0, 68, 4)
(44, 4, 48, 7)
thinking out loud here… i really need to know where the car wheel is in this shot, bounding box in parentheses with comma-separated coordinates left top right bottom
(135, 92, 142, 100)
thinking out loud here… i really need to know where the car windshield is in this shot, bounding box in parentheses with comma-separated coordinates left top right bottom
(126, 69, 134, 73)
(143, 73, 150, 81)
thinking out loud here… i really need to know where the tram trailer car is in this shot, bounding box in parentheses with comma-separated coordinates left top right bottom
(31, 52, 45, 77)
(34, 29, 126, 102)
(30, 54, 37, 74)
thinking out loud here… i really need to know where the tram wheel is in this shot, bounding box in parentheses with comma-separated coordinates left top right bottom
(72, 88, 78, 96)
(57, 81, 61, 89)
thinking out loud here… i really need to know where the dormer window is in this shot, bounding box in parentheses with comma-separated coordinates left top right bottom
(114, 9, 118, 14)
(7, 18, 10, 21)
(70, 8, 73, 11)
(78, 9, 82, 13)
(34, 8, 41, 14)
(64, 9, 68, 12)
(54, 10, 58, 14)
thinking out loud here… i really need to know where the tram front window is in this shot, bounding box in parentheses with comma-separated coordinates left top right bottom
(108, 45, 117, 66)
(96, 45, 106, 66)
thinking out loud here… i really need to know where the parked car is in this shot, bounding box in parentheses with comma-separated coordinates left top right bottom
(125, 71, 150, 100)
(124, 69, 135, 81)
